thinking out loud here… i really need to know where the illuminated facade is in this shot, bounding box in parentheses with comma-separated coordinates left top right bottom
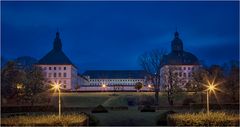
(83, 70, 146, 86)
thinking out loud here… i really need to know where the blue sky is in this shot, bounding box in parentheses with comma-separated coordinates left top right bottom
(1, 1, 239, 72)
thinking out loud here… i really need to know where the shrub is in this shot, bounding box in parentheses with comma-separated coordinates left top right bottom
(168, 112, 240, 126)
(81, 113, 100, 126)
(1, 113, 88, 126)
(91, 105, 108, 113)
(182, 98, 196, 106)
(156, 110, 176, 126)
(140, 105, 155, 112)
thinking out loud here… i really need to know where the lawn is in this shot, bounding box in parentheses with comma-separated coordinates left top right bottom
(51, 92, 201, 107)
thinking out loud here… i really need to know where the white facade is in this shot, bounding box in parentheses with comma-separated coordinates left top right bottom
(160, 65, 200, 90)
(37, 64, 78, 90)
(88, 78, 145, 86)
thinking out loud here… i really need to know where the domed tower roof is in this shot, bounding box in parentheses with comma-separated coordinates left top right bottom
(161, 31, 199, 66)
(37, 32, 76, 67)
(171, 31, 183, 52)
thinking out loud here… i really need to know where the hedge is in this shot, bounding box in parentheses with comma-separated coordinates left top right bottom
(1, 113, 88, 126)
(168, 112, 240, 126)
(190, 103, 239, 110)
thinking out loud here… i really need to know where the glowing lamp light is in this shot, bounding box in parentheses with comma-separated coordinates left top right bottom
(208, 84, 216, 92)
(102, 84, 106, 88)
(148, 84, 152, 88)
(16, 83, 23, 89)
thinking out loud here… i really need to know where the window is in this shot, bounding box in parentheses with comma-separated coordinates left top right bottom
(44, 67, 47, 70)
(49, 67, 52, 70)
(64, 80, 66, 84)
(49, 73, 52, 78)
(179, 72, 182, 77)
(183, 67, 186, 70)
(59, 67, 61, 70)
(179, 67, 181, 70)
(192, 67, 194, 71)
(64, 85, 66, 88)
(188, 67, 190, 70)
(183, 73, 186, 77)
(64, 73, 67, 77)
(54, 67, 56, 70)
(64, 67, 66, 70)
(54, 73, 57, 77)
(44, 72, 47, 77)
(188, 73, 191, 77)
(59, 80, 61, 84)
(58, 73, 61, 77)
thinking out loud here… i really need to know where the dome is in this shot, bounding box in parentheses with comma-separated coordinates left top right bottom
(162, 51, 199, 65)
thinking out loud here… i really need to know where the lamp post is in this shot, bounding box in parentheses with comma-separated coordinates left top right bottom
(53, 83, 61, 119)
(206, 83, 216, 115)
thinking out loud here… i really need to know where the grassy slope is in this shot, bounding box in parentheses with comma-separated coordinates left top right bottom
(52, 92, 201, 107)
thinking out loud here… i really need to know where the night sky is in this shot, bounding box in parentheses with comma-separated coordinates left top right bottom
(1, 1, 239, 72)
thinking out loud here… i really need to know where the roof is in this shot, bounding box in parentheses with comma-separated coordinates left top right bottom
(162, 51, 199, 65)
(83, 70, 148, 79)
(37, 32, 76, 67)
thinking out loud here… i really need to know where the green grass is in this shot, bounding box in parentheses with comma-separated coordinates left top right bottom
(1, 113, 88, 126)
(51, 92, 201, 107)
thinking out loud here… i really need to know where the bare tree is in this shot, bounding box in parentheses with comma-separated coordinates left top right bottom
(161, 66, 183, 107)
(138, 49, 166, 105)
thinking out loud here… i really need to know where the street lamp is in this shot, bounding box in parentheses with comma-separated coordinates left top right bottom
(102, 84, 106, 88)
(148, 84, 152, 91)
(206, 83, 216, 115)
(52, 83, 61, 119)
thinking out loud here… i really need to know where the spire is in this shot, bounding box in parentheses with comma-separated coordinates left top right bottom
(171, 31, 183, 52)
(53, 31, 62, 51)
(174, 31, 179, 38)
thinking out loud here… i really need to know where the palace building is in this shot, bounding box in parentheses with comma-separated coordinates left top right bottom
(80, 70, 149, 91)
(160, 32, 200, 89)
(36, 32, 78, 90)
(35, 31, 200, 91)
